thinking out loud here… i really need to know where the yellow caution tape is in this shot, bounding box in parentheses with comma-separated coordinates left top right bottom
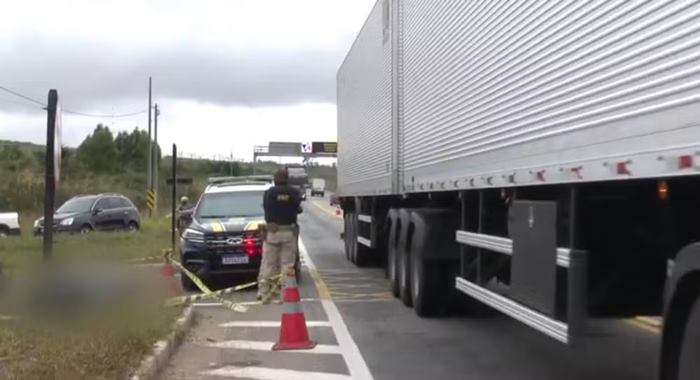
(164, 273, 282, 307)
(160, 247, 290, 309)
(167, 257, 248, 312)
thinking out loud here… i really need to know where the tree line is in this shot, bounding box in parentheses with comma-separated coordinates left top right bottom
(0, 124, 253, 212)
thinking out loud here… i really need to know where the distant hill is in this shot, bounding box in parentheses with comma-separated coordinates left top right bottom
(0, 139, 44, 152)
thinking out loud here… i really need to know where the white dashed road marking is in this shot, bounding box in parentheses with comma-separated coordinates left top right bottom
(205, 340, 343, 354)
(203, 366, 353, 380)
(219, 320, 332, 328)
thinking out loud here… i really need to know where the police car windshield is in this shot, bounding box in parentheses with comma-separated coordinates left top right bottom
(196, 191, 264, 219)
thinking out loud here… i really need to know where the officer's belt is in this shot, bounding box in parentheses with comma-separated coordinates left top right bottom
(266, 223, 296, 232)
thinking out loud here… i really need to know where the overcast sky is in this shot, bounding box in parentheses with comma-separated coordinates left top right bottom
(0, 0, 374, 161)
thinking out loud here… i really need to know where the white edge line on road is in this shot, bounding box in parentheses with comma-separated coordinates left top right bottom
(299, 238, 374, 380)
(205, 340, 342, 354)
(204, 365, 353, 380)
(219, 320, 331, 328)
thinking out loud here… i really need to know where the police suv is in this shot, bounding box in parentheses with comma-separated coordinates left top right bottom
(179, 177, 271, 291)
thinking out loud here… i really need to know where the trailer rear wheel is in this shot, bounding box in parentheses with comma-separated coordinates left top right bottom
(387, 210, 401, 297)
(407, 209, 458, 316)
(399, 245, 412, 306)
(411, 249, 448, 317)
(398, 221, 414, 307)
(348, 213, 357, 263)
(679, 295, 700, 380)
(343, 213, 351, 261)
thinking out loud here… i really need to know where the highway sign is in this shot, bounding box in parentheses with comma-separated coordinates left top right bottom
(300, 141, 312, 153)
(312, 141, 337, 154)
(269, 142, 301, 156)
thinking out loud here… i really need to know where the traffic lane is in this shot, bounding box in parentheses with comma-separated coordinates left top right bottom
(299, 203, 658, 380)
(303, 193, 342, 221)
(160, 269, 351, 379)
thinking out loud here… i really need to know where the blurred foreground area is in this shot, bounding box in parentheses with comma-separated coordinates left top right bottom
(0, 218, 181, 379)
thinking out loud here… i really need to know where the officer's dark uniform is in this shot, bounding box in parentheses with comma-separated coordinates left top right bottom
(263, 185, 301, 226)
(257, 173, 302, 301)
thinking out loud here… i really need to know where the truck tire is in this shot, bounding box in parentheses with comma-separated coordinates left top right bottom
(387, 210, 400, 297)
(348, 213, 357, 263)
(397, 209, 414, 307)
(679, 294, 700, 380)
(344, 213, 352, 261)
(403, 208, 458, 313)
(399, 237, 412, 307)
(411, 240, 450, 317)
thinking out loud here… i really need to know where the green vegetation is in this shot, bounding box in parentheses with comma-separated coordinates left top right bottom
(0, 125, 337, 216)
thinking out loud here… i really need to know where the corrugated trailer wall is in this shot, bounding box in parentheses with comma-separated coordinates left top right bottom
(399, 1, 700, 191)
(337, 0, 394, 196)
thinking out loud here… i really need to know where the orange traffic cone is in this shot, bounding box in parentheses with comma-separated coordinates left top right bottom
(272, 268, 316, 351)
(160, 262, 180, 296)
(161, 262, 176, 277)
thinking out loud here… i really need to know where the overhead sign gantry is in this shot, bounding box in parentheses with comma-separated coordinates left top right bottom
(252, 141, 337, 174)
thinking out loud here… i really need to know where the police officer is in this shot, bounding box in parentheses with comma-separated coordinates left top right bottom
(178, 196, 190, 211)
(257, 169, 302, 302)
(176, 196, 191, 231)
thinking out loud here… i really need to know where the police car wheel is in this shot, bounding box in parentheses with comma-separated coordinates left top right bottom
(180, 272, 197, 292)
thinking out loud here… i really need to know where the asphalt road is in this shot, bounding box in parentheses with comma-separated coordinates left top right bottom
(161, 194, 661, 380)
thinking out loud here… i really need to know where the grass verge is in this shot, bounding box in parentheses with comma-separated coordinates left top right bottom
(0, 217, 174, 272)
(0, 304, 182, 379)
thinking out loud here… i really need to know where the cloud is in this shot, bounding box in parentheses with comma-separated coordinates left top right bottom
(0, 0, 374, 156)
(0, 100, 338, 161)
(2, 40, 342, 110)
(0, 0, 374, 112)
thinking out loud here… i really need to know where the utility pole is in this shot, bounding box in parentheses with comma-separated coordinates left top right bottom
(171, 144, 177, 252)
(146, 77, 152, 217)
(153, 103, 159, 213)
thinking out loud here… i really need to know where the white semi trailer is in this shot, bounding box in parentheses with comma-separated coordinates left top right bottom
(336, 2, 700, 379)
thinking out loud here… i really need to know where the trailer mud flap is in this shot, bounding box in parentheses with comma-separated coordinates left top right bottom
(509, 201, 557, 316)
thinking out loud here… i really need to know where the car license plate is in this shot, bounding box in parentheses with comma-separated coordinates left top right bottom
(222, 255, 249, 265)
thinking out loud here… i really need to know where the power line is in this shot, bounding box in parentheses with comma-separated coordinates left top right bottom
(0, 85, 45, 106)
(62, 108, 147, 118)
(0, 84, 148, 118)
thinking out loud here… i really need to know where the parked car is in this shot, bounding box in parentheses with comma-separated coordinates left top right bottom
(33, 193, 141, 236)
(0, 211, 21, 237)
